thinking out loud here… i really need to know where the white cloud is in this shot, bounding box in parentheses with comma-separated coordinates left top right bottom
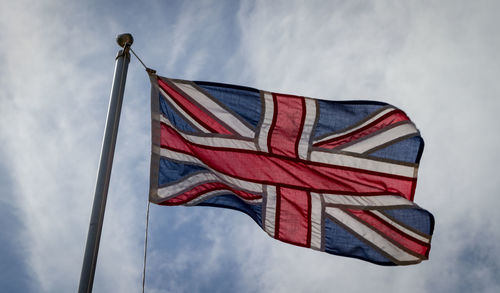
(0, 1, 143, 292)
(1, 0, 251, 292)
(232, 0, 500, 292)
(1, 0, 499, 292)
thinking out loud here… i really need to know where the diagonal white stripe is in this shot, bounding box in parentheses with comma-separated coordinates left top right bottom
(322, 194, 416, 207)
(310, 150, 417, 178)
(325, 207, 421, 263)
(173, 82, 255, 138)
(159, 114, 257, 151)
(340, 122, 418, 153)
(298, 98, 317, 160)
(314, 107, 397, 144)
(258, 92, 274, 152)
(185, 189, 262, 206)
(157, 86, 210, 133)
(371, 210, 430, 243)
(156, 172, 221, 199)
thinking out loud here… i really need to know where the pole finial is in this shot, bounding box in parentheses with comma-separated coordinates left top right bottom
(116, 33, 134, 48)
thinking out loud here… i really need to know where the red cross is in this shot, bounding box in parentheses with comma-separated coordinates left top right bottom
(157, 79, 416, 247)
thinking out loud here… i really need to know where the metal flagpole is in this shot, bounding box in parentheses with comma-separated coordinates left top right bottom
(78, 33, 133, 293)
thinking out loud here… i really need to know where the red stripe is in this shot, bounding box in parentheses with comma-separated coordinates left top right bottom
(276, 187, 310, 247)
(269, 94, 305, 157)
(158, 78, 233, 135)
(159, 182, 262, 206)
(315, 109, 409, 149)
(348, 209, 430, 257)
(160, 123, 415, 199)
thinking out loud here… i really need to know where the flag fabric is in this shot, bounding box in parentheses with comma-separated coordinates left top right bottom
(149, 73, 434, 265)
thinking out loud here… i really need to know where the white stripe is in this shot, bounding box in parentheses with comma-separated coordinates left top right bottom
(325, 207, 421, 263)
(244, 198, 263, 204)
(156, 172, 221, 199)
(371, 210, 430, 243)
(153, 146, 264, 194)
(185, 189, 262, 206)
(297, 98, 317, 160)
(158, 86, 210, 133)
(310, 150, 416, 178)
(173, 82, 255, 138)
(310, 193, 323, 250)
(159, 115, 257, 151)
(340, 122, 418, 153)
(184, 190, 229, 205)
(258, 92, 274, 152)
(264, 185, 277, 237)
(161, 113, 416, 178)
(322, 194, 415, 207)
(314, 107, 396, 144)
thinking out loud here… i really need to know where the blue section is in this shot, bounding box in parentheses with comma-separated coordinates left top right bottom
(370, 136, 424, 163)
(314, 100, 387, 139)
(159, 94, 197, 133)
(158, 159, 208, 186)
(198, 194, 262, 227)
(0, 164, 35, 292)
(384, 208, 435, 235)
(155, 82, 432, 266)
(323, 217, 394, 265)
(194, 82, 261, 128)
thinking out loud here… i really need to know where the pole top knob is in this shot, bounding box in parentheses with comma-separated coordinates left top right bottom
(116, 33, 134, 48)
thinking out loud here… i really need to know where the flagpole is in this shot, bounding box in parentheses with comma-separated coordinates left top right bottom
(78, 33, 133, 293)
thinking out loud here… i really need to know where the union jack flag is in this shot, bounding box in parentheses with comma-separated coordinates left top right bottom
(149, 74, 434, 265)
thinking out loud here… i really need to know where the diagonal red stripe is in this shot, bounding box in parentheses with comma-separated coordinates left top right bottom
(315, 109, 409, 149)
(159, 182, 262, 206)
(348, 209, 430, 257)
(158, 78, 233, 135)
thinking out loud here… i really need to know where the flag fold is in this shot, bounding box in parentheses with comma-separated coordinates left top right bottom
(149, 74, 434, 265)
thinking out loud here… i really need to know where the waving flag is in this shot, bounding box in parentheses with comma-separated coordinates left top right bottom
(149, 74, 434, 265)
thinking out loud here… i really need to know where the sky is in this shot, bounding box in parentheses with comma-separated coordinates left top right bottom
(1, 0, 499, 292)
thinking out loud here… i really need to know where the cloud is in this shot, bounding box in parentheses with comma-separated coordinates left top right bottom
(1, 0, 248, 292)
(1, 0, 499, 292)
(0, 1, 141, 292)
(231, 0, 500, 292)
(383, 3, 500, 291)
(236, 0, 412, 96)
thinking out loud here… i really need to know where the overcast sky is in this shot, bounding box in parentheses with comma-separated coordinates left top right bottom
(1, 0, 499, 292)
